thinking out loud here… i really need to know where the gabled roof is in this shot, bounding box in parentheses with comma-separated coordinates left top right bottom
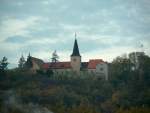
(30, 57, 44, 65)
(43, 59, 106, 70)
(88, 59, 104, 69)
(43, 62, 71, 69)
(71, 39, 81, 56)
(25, 56, 44, 68)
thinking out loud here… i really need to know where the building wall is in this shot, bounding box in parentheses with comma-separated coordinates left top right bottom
(96, 63, 108, 80)
(88, 69, 96, 74)
(30, 61, 41, 73)
(71, 56, 81, 73)
(88, 63, 108, 80)
(52, 69, 71, 75)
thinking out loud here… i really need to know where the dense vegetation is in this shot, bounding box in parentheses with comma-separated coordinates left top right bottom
(0, 55, 150, 113)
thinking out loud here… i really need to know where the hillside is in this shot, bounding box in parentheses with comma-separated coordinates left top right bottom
(0, 55, 150, 113)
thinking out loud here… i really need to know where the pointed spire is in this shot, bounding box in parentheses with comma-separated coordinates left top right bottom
(71, 36, 81, 57)
(75, 32, 77, 39)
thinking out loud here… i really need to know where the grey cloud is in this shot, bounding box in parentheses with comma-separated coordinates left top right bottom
(0, 0, 150, 68)
(4, 36, 28, 43)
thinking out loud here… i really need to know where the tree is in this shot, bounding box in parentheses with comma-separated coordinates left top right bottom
(110, 56, 131, 84)
(138, 55, 150, 81)
(18, 55, 26, 68)
(0, 56, 8, 71)
(46, 69, 54, 77)
(51, 50, 59, 62)
(24, 54, 33, 68)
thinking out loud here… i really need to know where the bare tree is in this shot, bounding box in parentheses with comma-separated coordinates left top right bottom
(18, 55, 26, 68)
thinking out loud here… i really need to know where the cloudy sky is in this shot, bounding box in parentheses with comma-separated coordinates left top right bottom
(0, 0, 150, 68)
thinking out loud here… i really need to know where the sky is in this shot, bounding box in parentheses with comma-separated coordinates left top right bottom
(0, 0, 150, 68)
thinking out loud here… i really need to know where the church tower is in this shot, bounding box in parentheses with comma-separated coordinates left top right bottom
(71, 34, 81, 73)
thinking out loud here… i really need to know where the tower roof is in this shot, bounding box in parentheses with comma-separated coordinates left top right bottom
(71, 39, 81, 56)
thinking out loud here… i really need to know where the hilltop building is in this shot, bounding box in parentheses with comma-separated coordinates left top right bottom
(24, 54, 44, 73)
(25, 36, 109, 80)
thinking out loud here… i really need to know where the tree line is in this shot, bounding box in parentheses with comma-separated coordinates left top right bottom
(0, 52, 150, 113)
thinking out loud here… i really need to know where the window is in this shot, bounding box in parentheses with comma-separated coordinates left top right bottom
(73, 58, 76, 61)
(100, 68, 103, 71)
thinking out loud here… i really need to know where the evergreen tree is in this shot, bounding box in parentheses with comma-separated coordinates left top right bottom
(51, 50, 59, 62)
(0, 56, 8, 71)
(24, 53, 33, 68)
(18, 55, 26, 68)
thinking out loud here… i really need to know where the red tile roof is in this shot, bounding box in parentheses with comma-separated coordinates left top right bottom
(88, 59, 104, 69)
(43, 62, 71, 69)
(42, 63, 50, 69)
(43, 59, 105, 70)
